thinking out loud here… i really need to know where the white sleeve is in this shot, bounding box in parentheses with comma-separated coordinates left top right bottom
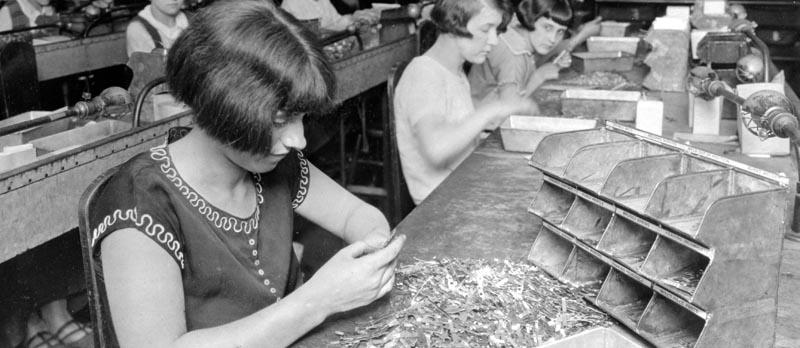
(280, 0, 316, 21)
(318, 0, 351, 32)
(0, 7, 12, 32)
(395, 61, 447, 129)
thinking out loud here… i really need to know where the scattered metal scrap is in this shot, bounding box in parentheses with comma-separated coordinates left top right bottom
(330, 258, 614, 347)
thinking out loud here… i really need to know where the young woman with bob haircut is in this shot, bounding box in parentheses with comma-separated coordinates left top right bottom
(394, 0, 537, 205)
(469, 0, 601, 104)
(88, 1, 404, 347)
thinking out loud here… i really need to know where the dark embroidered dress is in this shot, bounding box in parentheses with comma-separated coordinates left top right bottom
(88, 143, 310, 344)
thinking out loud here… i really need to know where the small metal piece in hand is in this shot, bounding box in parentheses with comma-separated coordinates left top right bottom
(554, 50, 571, 67)
(381, 230, 399, 249)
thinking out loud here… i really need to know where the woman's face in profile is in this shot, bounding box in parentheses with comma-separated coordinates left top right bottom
(456, 5, 503, 64)
(222, 111, 307, 174)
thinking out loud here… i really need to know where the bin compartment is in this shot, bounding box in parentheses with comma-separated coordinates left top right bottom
(638, 295, 704, 348)
(563, 141, 673, 192)
(561, 247, 610, 287)
(529, 180, 576, 225)
(640, 237, 709, 296)
(561, 197, 613, 246)
(528, 227, 574, 278)
(600, 154, 723, 212)
(597, 216, 656, 269)
(595, 269, 652, 327)
(530, 128, 631, 175)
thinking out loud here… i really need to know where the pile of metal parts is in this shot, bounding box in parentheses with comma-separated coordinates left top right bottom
(330, 258, 614, 348)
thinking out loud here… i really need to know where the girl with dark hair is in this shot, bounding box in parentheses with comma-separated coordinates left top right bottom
(468, 0, 601, 104)
(88, 1, 404, 347)
(394, 0, 537, 204)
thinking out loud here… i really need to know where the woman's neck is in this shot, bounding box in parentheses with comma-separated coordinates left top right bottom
(169, 129, 249, 192)
(426, 35, 467, 76)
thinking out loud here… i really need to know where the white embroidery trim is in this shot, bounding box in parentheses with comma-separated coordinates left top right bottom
(90, 147, 309, 270)
(91, 207, 186, 269)
(150, 146, 264, 234)
(293, 151, 310, 209)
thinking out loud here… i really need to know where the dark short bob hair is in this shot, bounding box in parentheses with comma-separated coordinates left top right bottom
(430, 0, 513, 38)
(166, 0, 335, 155)
(515, 0, 572, 31)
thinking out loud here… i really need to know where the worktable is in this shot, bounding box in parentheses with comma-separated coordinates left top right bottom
(294, 39, 800, 347)
(293, 135, 542, 347)
(0, 33, 417, 264)
(293, 131, 800, 347)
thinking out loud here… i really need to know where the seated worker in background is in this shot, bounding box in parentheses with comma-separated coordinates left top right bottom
(126, 0, 188, 56)
(468, 0, 601, 105)
(394, 0, 537, 205)
(0, 0, 58, 32)
(92, 1, 404, 347)
(280, 0, 379, 32)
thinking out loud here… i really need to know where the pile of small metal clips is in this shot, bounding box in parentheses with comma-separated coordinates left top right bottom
(330, 258, 615, 347)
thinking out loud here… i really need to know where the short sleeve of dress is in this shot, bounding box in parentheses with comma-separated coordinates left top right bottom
(487, 39, 528, 89)
(291, 150, 310, 209)
(269, 149, 310, 210)
(88, 155, 186, 269)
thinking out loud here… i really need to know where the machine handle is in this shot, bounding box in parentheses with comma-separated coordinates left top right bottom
(0, 87, 131, 137)
(0, 111, 69, 136)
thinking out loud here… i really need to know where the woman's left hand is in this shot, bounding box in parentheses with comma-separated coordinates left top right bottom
(577, 17, 603, 40)
(362, 230, 394, 253)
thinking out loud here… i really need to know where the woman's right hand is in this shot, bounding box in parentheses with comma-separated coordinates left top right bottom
(304, 234, 406, 314)
(537, 63, 562, 81)
(481, 97, 539, 127)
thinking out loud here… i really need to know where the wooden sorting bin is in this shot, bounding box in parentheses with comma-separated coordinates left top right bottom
(526, 122, 787, 348)
(561, 89, 641, 121)
(572, 51, 634, 73)
(499, 115, 597, 153)
(587, 36, 641, 54)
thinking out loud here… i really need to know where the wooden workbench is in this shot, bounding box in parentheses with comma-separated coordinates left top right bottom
(0, 33, 417, 264)
(293, 132, 800, 347)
